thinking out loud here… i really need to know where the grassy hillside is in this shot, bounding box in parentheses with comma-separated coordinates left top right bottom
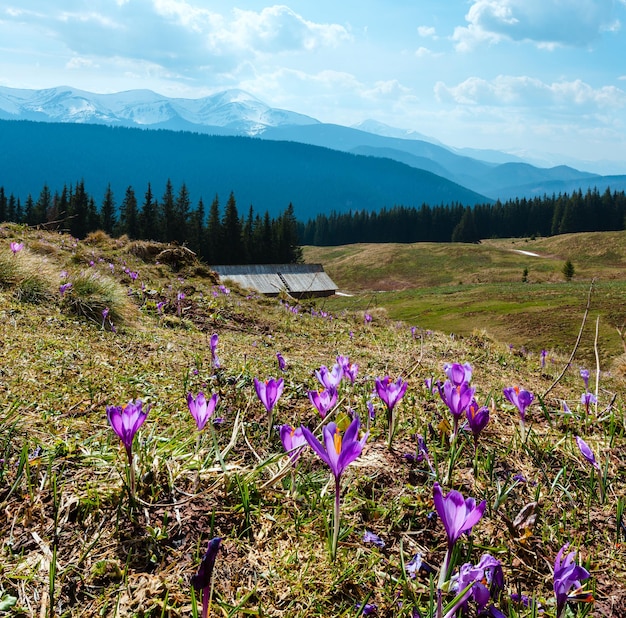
(303, 232, 626, 365)
(1, 224, 625, 617)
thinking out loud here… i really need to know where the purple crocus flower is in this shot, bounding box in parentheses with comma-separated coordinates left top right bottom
(10, 241, 23, 254)
(106, 400, 150, 496)
(279, 424, 307, 466)
(301, 416, 368, 559)
(375, 376, 408, 447)
(449, 553, 504, 614)
(553, 544, 593, 618)
(466, 399, 489, 447)
(433, 482, 486, 547)
(541, 349, 547, 368)
(503, 386, 534, 431)
(106, 400, 149, 462)
(210, 333, 220, 369)
(187, 392, 219, 431)
(254, 377, 284, 412)
(433, 482, 486, 588)
(405, 553, 436, 579)
(301, 417, 368, 482)
(276, 352, 286, 371)
(59, 282, 73, 296)
(254, 377, 284, 438)
(443, 362, 473, 386)
(364, 313, 372, 324)
(308, 387, 338, 418)
(438, 380, 475, 439)
(575, 436, 600, 471)
(337, 355, 358, 383)
(191, 537, 222, 618)
(355, 602, 377, 615)
(581, 391, 597, 414)
(438, 381, 475, 418)
(363, 530, 385, 548)
(580, 368, 590, 390)
(315, 364, 343, 389)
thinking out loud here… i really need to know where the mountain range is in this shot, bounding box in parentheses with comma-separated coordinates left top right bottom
(0, 85, 624, 216)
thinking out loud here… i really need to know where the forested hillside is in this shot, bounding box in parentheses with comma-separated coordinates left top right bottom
(299, 188, 626, 245)
(0, 119, 489, 219)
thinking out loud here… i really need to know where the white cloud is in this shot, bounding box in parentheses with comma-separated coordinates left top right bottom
(1, 2, 351, 80)
(435, 75, 626, 110)
(453, 0, 620, 50)
(417, 25, 437, 38)
(362, 79, 411, 100)
(213, 5, 351, 54)
(415, 46, 439, 58)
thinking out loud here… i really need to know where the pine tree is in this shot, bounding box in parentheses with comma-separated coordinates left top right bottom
(206, 195, 222, 264)
(140, 183, 160, 241)
(451, 207, 479, 243)
(100, 184, 117, 235)
(118, 186, 140, 238)
(5, 193, 16, 222)
(160, 179, 176, 242)
(0, 187, 7, 222)
(173, 183, 191, 243)
(221, 192, 244, 264)
(34, 184, 52, 225)
(69, 181, 89, 238)
(187, 197, 205, 254)
(24, 194, 36, 226)
(276, 203, 302, 262)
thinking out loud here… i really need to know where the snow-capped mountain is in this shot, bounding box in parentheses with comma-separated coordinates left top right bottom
(0, 85, 319, 135)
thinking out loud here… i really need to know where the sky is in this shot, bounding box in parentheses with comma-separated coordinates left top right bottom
(1, 1, 625, 172)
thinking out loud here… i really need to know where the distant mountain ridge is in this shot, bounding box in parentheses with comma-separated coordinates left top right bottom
(0, 85, 318, 135)
(0, 85, 624, 204)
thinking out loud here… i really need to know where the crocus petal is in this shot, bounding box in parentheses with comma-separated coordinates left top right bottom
(301, 425, 331, 469)
(191, 537, 222, 592)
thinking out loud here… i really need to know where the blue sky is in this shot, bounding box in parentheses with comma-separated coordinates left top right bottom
(1, 1, 625, 171)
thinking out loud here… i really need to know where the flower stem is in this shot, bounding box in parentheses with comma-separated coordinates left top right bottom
(387, 407, 395, 449)
(332, 476, 341, 561)
(438, 546, 451, 590)
(208, 421, 227, 475)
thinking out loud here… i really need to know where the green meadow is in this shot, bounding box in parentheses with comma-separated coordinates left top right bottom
(304, 231, 626, 366)
(1, 224, 625, 617)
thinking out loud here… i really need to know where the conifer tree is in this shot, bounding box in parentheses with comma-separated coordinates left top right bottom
(34, 184, 52, 225)
(119, 185, 140, 238)
(140, 183, 160, 241)
(160, 179, 176, 242)
(24, 194, 36, 226)
(100, 184, 117, 235)
(205, 195, 222, 264)
(174, 182, 191, 243)
(187, 197, 205, 254)
(221, 192, 244, 264)
(0, 187, 7, 222)
(69, 181, 89, 238)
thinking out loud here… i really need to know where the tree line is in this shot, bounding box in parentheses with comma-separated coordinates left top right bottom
(298, 187, 626, 245)
(0, 181, 302, 264)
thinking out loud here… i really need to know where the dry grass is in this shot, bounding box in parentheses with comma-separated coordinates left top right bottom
(0, 225, 625, 617)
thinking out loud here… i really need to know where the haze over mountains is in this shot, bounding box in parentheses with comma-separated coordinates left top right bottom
(0, 85, 624, 218)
